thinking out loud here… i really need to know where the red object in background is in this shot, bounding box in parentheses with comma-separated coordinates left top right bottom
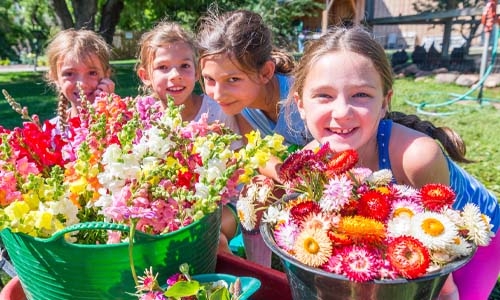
(481, 0, 499, 33)
(0, 252, 292, 300)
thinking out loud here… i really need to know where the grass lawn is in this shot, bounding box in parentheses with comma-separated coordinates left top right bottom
(1, 64, 500, 297)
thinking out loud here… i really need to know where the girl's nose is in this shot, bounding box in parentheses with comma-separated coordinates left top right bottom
(169, 67, 182, 79)
(330, 96, 352, 119)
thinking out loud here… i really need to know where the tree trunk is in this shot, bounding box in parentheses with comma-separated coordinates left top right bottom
(49, 0, 74, 29)
(72, 0, 98, 30)
(99, 0, 125, 45)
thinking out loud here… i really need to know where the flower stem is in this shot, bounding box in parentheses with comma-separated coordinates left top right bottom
(129, 219, 139, 286)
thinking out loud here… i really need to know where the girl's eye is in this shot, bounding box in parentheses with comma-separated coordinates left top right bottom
(181, 63, 191, 69)
(312, 94, 333, 102)
(353, 92, 370, 98)
(228, 77, 240, 83)
(89, 71, 99, 76)
(61, 71, 73, 77)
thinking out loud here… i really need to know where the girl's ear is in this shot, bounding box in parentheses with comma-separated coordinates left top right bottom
(258, 60, 276, 84)
(294, 92, 306, 120)
(137, 67, 151, 85)
(381, 89, 393, 117)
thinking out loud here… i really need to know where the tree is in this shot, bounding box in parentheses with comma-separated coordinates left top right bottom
(49, 0, 124, 44)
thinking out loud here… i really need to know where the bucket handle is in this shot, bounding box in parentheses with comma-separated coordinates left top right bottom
(43, 221, 159, 243)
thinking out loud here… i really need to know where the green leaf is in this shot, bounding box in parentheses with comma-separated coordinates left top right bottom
(164, 281, 201, 298)
(208, 286, 231, 300)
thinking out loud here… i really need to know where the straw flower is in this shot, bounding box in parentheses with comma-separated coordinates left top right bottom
(255, 143, 494, 282)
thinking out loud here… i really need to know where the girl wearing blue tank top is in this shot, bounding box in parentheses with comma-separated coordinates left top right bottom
(290, 26, 500, 300)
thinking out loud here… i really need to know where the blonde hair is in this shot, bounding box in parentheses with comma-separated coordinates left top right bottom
(135, 21, 197, 95)
(45, 29, 111, 130)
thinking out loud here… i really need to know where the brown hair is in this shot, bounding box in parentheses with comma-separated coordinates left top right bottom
(135, 21, 198, 95)
(197, 9, 294, 76)
(45, 29, 111, 130)
(290, 26, 470, 163)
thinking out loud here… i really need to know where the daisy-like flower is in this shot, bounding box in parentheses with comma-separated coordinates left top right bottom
(340, 245, 381, 282)
(445, 236, 474, 258)
(460, 203, 493, 246)
(293, 227, 332, 267)
(336, 215, 386, 245)
(301, 212, 332, 231)
(320, 174, 352, 212)
(289, 200, 321, 224)
(261, 204, 288, 226)
(357, 190, 391, 221)
(274, 221, 300, 253)
(420, 183, 455, 211)
(366, 169, 393, 186)
(390, 199, 424, 219)
(322, 250, 344, 274)
(136, 267, 161, 293)
(410, 212, 457, 250)
(236, 198, 257, 231)
(387, 236, 430, 279)
(325, 148, 358, 178)
(386, 215, 412, 238)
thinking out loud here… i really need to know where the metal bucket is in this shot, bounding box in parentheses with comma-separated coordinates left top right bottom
(261, 220, 473, 300)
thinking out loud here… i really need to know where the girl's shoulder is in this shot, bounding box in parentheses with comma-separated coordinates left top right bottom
(389, 122, 449, 187)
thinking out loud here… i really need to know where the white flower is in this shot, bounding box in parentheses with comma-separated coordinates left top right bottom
(366, 169, 393, 186)
(262, 205, 288, 225)
(386, 215, 412, 238)
(236, 199, 257, 231)
(461, 203, 493, 246)
(410, 212, 458, 250)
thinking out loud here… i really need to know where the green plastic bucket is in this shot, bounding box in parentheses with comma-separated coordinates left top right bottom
(0, 209, 221, 300)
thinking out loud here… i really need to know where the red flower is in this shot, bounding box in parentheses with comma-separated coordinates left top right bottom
(387, 236, 430, 279)
(325, 149, 358, 178)
(289, 200, 321, 224)
(357, 190, 391, 221)
(420, 183, 455, 211)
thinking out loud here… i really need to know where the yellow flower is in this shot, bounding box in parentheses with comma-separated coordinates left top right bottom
(69, 177, 88, 195)
(293, 227, 332, 267)
(35, 211, 53, 230)
(5, 201, 30, 220)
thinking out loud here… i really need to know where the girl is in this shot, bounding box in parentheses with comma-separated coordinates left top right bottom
(45, 29, 115, 133)
(135, 21, 241, 130)
(135, 21, 242, 254)
(291, 26, 500, 300)
(197, 9, 313, 182)
(197, 9, 313, 265)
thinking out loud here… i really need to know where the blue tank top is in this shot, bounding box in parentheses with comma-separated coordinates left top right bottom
(241, 74, 312, 147)
(377, 119, 500, 233)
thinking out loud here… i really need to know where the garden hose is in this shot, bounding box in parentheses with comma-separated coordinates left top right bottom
(405, 24, 500, 116)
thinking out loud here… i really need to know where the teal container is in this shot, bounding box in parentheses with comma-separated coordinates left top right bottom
(0, 209, 221, 300)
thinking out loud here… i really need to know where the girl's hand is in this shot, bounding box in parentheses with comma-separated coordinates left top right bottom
(94, 78, 115, 97)
(437, 275, 459, 300)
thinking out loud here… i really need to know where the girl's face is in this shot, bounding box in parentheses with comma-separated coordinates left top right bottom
(200, 54, 268, 115)
(56, 53, 109, 106)
(296, 51, 391, 154)
(140, 42, 197, 106)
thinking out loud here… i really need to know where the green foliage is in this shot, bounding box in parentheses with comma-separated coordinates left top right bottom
(241, 0, 321, 49)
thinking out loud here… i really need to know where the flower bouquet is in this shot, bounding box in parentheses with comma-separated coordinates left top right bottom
(0, 90, 284, 299)
(237, 143, 494, 299)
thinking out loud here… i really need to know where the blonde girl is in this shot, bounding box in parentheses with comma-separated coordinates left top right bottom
(45, 29, 115, 132)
